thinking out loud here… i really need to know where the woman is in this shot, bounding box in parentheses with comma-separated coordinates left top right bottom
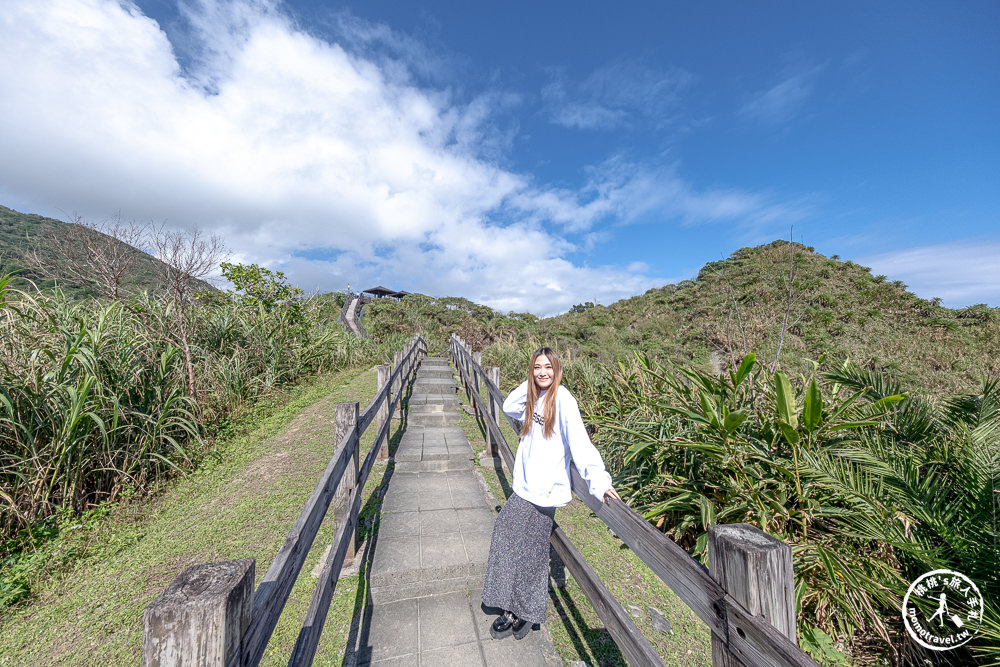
(481, 347, 620, 640)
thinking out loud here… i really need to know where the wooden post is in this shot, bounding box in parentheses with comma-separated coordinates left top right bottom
(471, 351, 482, 418)
(460, 339, 470, 399)
(334, 402, 360, 565)
(708, 523, 797, 667)
(376, 365, 391, 460)
(487, 366, 500, 457)
(143, 559, 254, 667)
(393, 351, 403, 418)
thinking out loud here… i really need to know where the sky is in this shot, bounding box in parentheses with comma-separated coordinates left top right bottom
(1, 0, 998, 316)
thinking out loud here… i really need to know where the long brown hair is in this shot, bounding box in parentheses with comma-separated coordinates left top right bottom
(520, 347, 563, 439)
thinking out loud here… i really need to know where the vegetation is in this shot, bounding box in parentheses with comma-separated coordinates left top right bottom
(0, 259, 386, 609)
(536, 241, 1000, 397)
(564, 351, 996, 664)
(0, 206, 206, 300)
(0, 366, 391, 665)
(3, 203, 999, 664)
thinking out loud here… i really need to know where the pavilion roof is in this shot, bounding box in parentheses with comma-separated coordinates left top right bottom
(363, 286, 396, 297)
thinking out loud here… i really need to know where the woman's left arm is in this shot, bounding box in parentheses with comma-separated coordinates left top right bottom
(560, 393, 615, 502)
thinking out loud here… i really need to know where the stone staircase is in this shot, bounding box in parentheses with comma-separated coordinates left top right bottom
(349, 357, 560, 666)
(369, 358, 492, 603)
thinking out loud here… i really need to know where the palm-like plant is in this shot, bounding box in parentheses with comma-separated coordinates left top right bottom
(582, 351, 999, 664)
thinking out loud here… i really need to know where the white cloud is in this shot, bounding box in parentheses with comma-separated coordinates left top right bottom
(543, 59, 693, 131)
(859, 241, 1000, 307)
(740, 63, 823, 125)
(0, 0, 804, 316)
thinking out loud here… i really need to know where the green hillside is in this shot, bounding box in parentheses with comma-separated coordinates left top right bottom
(361, 240, 999, 395)
(538, 241, 1000, 394)
(0, 205, 206, 299)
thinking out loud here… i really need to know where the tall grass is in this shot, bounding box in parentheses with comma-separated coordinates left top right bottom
(0, 283, 197, 534)
(0, 276, 379, 559)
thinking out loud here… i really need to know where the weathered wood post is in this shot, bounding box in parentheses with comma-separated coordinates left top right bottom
(392, 351, 403, 419)
(471, 351, 483, 418)
(487, 366, 500, 457)
(455, 337, 465, 391)
(142, 559, 255, 666)
(334, 402, 360, 565)
(708, 523, 797, 667)
(376, 364, 391, 460)
(460, 339, 471, 400)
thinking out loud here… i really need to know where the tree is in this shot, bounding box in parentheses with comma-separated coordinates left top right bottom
(25, 212, 146, 300)
(149, 225, 227, 396)
(220, 262, 303, 315)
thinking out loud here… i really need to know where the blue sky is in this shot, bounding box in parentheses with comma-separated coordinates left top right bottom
(1, 1, 997, 315)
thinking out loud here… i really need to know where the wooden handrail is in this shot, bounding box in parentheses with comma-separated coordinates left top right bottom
(448, 333, 818, 667)
(143, 335, 428, 667)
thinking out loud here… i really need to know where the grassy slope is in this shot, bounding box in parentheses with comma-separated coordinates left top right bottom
(0, 365, 389, 666)
(538, 241, 1000, 395)
(362, 242, 1000, 398)
(454, 370, 712, 666)
(0, 205, 210, 299)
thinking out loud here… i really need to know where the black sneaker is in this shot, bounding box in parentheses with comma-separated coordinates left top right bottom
(512, 615, 530, 640)
(490, 611, 516, 639)
(490, 611, 531, 640)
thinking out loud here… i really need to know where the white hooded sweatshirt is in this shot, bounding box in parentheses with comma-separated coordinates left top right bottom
(503, 380, 613, 507)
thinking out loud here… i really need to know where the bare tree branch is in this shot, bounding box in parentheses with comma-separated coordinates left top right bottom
(148, 225, 227, 396)
(23, 212, 147, 300)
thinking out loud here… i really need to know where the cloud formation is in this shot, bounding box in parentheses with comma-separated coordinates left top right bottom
(740, 63, 824, 125)
(543, 58, 693, 130)
(0, 0, 803, 315)
(859, 241, 1000, 308)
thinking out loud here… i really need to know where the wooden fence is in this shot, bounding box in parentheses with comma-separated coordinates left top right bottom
(449, 333, 819, 667)
(142, 335, 427, 667)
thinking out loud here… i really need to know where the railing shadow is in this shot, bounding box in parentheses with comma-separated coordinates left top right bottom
(548, 548, 626, 667)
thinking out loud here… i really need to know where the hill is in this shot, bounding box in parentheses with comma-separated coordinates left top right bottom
(529, 241, 999, 395)
(364, 241, 1000, 395)
(0, 205, 210, 299)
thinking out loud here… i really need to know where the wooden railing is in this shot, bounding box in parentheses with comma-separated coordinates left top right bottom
(449, 334, 819, 667)
(142, 334, 427, 667)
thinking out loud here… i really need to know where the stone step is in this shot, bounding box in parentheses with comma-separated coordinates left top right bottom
(420, 358, 451, 367)
(395, 447, 472, 463)
(417, 368, 454, 379)
(412, 379, 458, 395)
(408, 412, 460, 427)
(407, 399, 460, 412)
(369, 476, 496, 604)
(393, 427, 473, 463)
(369, 573, 484, 604)
(408, 400, 459, 412)
(394, 459, 472, 473)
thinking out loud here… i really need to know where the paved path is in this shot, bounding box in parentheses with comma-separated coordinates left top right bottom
(346, 357, 561, 666)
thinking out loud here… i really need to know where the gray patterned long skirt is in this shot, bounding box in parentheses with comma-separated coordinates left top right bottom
(481, 493, 556, 625)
